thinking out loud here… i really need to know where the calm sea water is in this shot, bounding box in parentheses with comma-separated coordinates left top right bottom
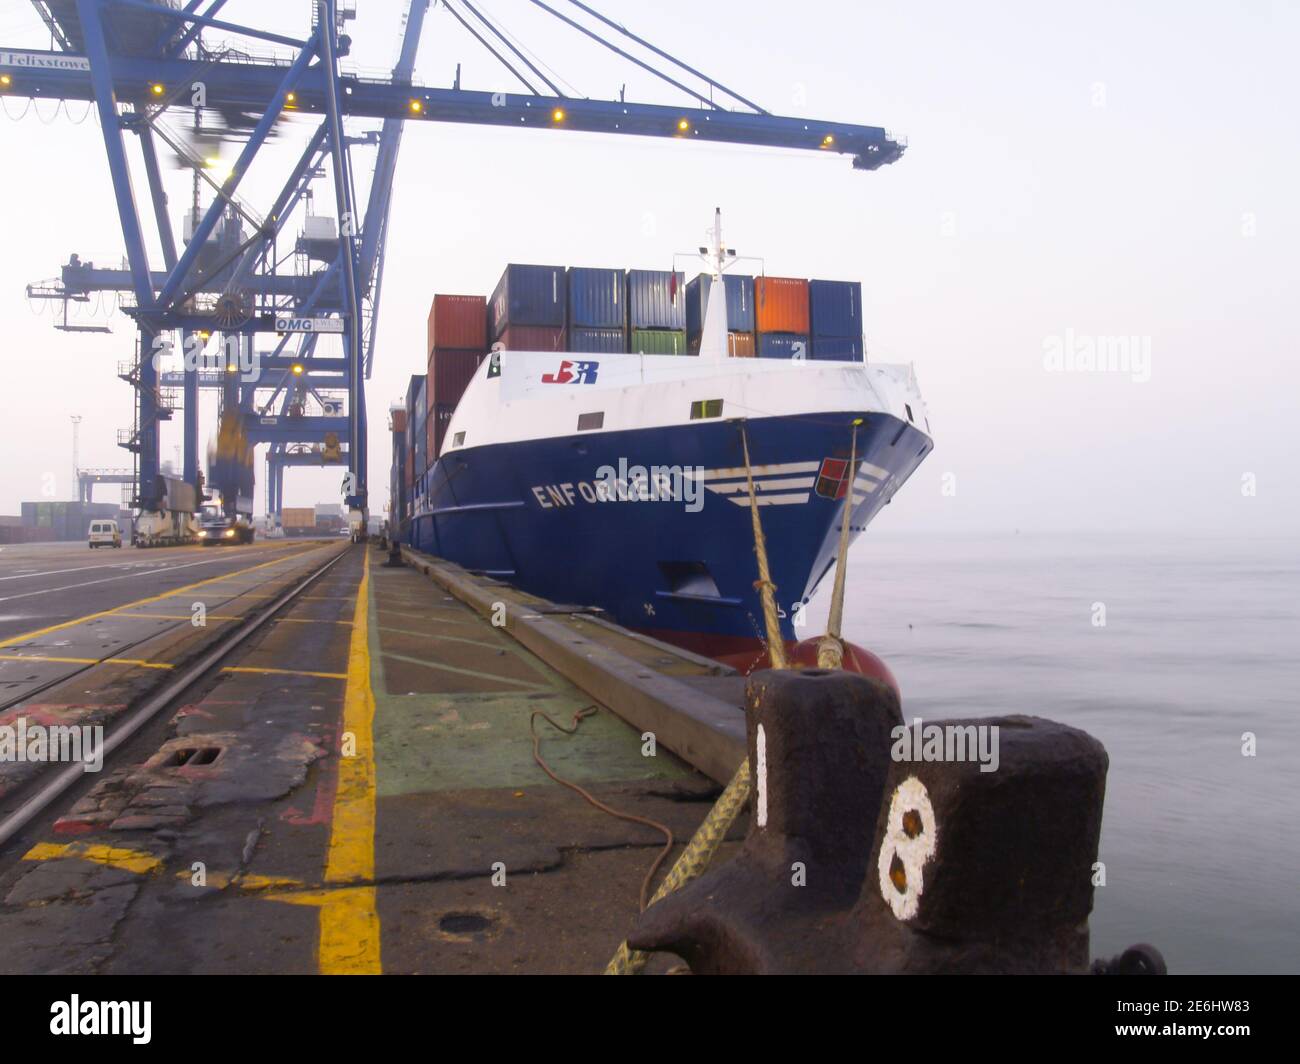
(802, 532, 1299, 974)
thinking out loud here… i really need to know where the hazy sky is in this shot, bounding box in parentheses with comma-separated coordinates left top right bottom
(0, 0, 1296, 535)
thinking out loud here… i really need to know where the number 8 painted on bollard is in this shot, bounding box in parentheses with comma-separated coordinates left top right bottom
(877, 776, 937, 920)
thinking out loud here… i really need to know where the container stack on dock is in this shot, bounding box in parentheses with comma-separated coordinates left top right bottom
(427, 294, 487, 458)
(17, 500, 122, 542)
(755, 275, 811, 359)
(490, 264, 566, 351)
(566, 267, 626, 353)
(626, 269, 687, 355)
(809, 279, 865, 360)
(686, 273, 757, 356)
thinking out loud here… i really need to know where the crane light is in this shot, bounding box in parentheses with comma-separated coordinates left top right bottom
(409, 98, 423, 114)
(0, 75, 12, 88)
(150, 83, 165, 97)
(678, 119, 690, 132)
(291, 363, 305, 376)
(552, 108, 565, 122)
(822, 134, 835, 146)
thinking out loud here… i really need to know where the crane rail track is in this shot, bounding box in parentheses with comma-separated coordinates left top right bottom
(0, 543, 351, 853)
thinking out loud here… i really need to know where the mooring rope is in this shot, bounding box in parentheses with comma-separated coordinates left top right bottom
(740, 422, 789, 671)
(604, 420, 786, 974)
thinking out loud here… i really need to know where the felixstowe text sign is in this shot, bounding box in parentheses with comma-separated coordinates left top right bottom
(0, 50, 91, 72)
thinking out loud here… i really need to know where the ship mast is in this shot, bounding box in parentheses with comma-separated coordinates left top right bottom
(698, 207, 731, 363)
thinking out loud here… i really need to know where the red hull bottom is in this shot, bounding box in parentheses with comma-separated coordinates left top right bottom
(637, 629, 900, 702)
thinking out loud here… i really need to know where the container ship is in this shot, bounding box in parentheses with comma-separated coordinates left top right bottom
(393, 216, 932, 671)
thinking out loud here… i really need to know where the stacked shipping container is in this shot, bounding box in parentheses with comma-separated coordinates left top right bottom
(427, 293, 488, 460)
(808, 279, 865, 360)
(405, 374, 424, 497)
(389, 404, 407, 525)
(19, 500, 122, 542)
(567, 267, 626, 353)
(755, 276, 811, 359)
(685, 273, 756, 356)
(626, 269, 687, 354)
(490, 264, 566, 352)
(402, 265, 864, 518)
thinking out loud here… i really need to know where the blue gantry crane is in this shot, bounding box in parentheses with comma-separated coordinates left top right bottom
(4, 0, 903, 531)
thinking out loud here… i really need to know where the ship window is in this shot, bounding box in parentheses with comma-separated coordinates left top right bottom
(453, 431, 465, 447)
(577, 412, 604, 431)
(690, 399, 724, 420)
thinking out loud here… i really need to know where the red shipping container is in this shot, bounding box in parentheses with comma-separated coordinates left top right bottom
(390, 408, 407, 433)
(427, 294, 487, 355)
(427, 348, 483, 408)
(431, 402, 455, 458)
(496, 325, 567, 352)
(754, 276, 810, 334)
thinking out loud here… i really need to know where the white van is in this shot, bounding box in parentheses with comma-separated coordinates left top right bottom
(88, 519, 122, 549)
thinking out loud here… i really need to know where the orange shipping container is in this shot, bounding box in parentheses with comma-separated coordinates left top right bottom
(754, 276, 810, 334)
(427, 294, 487, 355)
(728, 331, 756, 357)
(689, 331, 756, 357)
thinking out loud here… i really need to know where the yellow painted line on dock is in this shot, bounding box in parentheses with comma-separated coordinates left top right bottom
(23, 841, 164, 875)
(175, 868, 303, 892)
(302, 548, 381, 974)
(223, 665, 348, 680)
(0, 653, 174, 670)
(109, 612, 352, 626)
(0, 544, 329, 651)
(109, 612, 237, 623)
(1, 648, 347, 685)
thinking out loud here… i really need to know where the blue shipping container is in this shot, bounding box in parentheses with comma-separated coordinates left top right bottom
(567, 267, 624, 329)
(758, 333, 810, 359)
(626, 269, 686, 330)
(490, 264, 566, 338)
(407, 374, 426, 428)
(810, 335, 864, 361)
(685, 273, 755, 337)
(808, 279, 863, 338)
(569, 326, 627, 354)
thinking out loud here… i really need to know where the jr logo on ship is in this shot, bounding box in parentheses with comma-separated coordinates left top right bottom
(541, 360, 599, 384)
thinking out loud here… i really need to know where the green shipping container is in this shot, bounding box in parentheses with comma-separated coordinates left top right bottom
(629, 329, 687, 355)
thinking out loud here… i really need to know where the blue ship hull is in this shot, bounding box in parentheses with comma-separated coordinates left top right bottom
(403, 410, 930, 656)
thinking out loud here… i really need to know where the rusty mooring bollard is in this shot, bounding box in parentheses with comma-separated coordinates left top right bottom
(628, 668, 902, 974)
(628, 669, 1163, 975)
(384, 540, 403, 567)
